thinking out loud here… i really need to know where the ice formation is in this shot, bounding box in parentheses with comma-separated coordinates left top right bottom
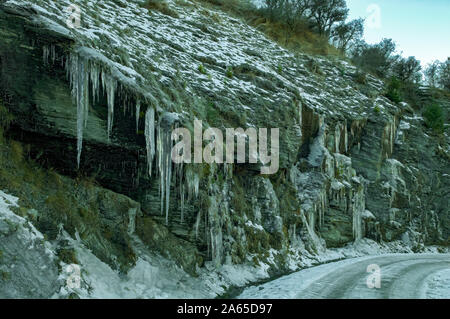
(128, 207, 137, 235)
(352, 186, 365, 241)
(102, 73, 117, 141)
(135, 99, 141, 133)
(157, 113, 179, 225)
(67, 53, 90, 168)
(42, 45, 56, 65)
(185, 168, 200, 200)
(63, 46, 189, 227)
(176, 162, 185, 222)
(300, 209, 325, 253)
(89, 62, 101, 104)
(64, 49, 122, 167)
(144, 107, 155, 176)
(62, 44, 142, 168)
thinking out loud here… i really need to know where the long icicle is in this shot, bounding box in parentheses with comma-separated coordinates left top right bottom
(89, 61, 100, 104)
(144, 107, 155, 176)
(136, 99, 141, 134)
(103, 73, 117, 141)
(69, 53, 90, 169)
(157, 113, 178, 225)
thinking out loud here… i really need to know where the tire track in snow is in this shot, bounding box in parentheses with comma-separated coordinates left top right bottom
(237, 254, 450, 299)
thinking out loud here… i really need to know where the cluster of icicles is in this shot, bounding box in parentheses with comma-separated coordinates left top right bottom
(44, 46, 200, 225)
(66, 52, 116, 166)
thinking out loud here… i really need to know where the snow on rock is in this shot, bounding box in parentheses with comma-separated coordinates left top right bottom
(55, 230, 273, 299)
(0, 191, 60, 298)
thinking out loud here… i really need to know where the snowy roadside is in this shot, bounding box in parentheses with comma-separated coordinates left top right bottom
(237, 254, 450, 299)
(1, 190, 448, 299)
(421, 269, 450, 299)
(61, 219, 448, 299)
(236, 254, 392, 299)
(219, 241, 447, 299)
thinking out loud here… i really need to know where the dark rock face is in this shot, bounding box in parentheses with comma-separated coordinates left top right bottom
(350, 114, 449, 246)
(0, 0, 448, 290)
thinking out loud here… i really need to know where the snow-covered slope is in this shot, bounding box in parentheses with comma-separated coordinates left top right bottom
(0, 0, 448, 299)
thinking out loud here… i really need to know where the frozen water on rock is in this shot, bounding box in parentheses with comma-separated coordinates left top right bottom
(128, 207, 137, 235)
(300, 209, 325, 254)
(135, 99, 141, 133)
(89, 62, 100, 104)
(308, 123, 328, 167)
(67, 53, 90, 168)
(157, 112, 179, 225)
(352, 186, 365, 241)
(186, 168, 200, 200)
(208, 199, 223, 267)
(65, 50, 121, 166)
(144, 107, 155, 176)
(102, 73, 117, 141)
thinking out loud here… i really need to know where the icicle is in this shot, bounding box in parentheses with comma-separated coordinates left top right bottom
(127, 207, 137, 235)
(102, 73, 117, 140)
(181, 182, 185, 222)
(318, 190, 326, 228)
(352, 186, 365, 240)
(135, 99, 141, 133)
(43, 45, 49, 65)
(82, 61, 89, 130)
(157, 113, 179, 225)
(89, 62, 100, 104)
(194, 211, 202, 239)
(177, 162, 185, 223)
(207, 198, 222, 266)
(335, 124, 341, 153)
(308, 209, 315, 231)
(185, 167, 200, 200)
(344, 121, 348, 152)
(66, 53, 90, 168)
(298, 100, 302, 125)
(50, 45, 56, 64)
(300, 210, 324, 253)
(144, 108, 155, 176)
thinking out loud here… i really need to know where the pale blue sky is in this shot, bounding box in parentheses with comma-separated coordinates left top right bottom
(346, 0, 450, 67)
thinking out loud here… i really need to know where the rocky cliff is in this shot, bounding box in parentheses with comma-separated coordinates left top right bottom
(0, 0, 448, 298)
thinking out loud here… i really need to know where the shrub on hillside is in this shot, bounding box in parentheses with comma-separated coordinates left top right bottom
(385, 77, 402, 103)
(423, 103, 445, 133)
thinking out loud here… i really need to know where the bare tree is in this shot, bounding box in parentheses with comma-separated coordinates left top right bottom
(309, 0, 348, 37)
(393, 56, 422, 83)
(264, 0, 284, 20)
(332, 18, 364, 53)
(294, 0, 313, 17)
(439, 58, 450, 90)
(425, 61, 441, 87)
(351, 38, 398, 78)
(283, 1, 312, 40)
